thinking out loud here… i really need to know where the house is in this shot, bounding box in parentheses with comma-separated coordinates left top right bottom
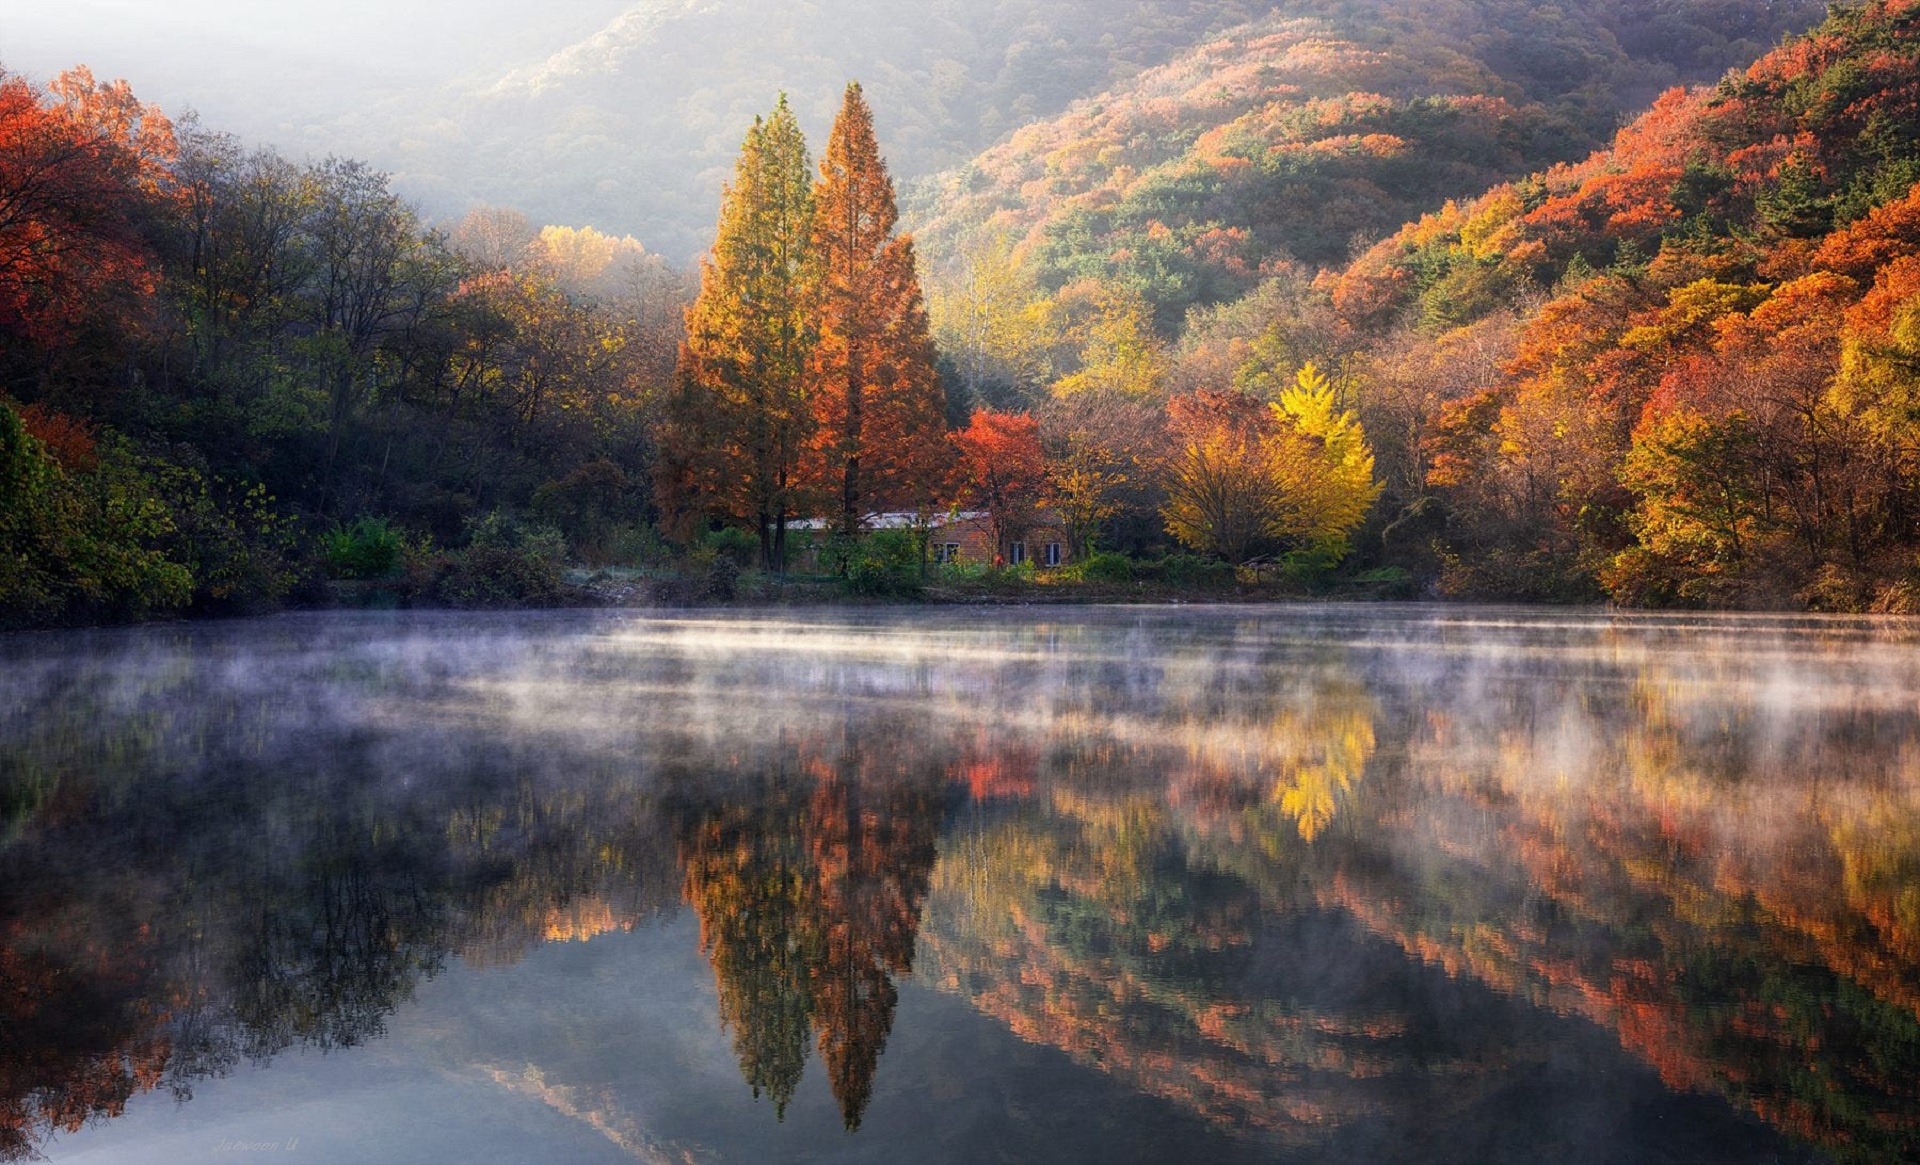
(787, 510, 1072, 569)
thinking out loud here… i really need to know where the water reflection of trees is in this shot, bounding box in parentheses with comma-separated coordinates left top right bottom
(5, 613, 1920, 1161)
(1345, 641, 1920, 1161)
(0, 625, 956, 1156)
(0, 810, 466, 1159)
(920, 674, 1423, 1146)
(0, 631, 679, 1160)
(675, 731, 945, 1129)
(913, 617, 1920, 1162)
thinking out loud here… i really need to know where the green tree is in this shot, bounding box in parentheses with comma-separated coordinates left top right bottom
(1606, 409, 1770, 606)
(0, 402, 192, 626)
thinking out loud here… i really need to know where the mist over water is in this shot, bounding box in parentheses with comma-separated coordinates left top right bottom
(3, 606, 1916, 1162)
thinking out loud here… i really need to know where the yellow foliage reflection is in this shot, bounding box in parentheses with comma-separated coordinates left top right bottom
(1270, 708, 1376, 841)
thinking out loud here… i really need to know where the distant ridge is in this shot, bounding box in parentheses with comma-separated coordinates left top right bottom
(484, 0, 719, 98)
(907, 0, 1825, 326)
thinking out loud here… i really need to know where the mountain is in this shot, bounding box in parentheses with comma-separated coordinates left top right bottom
(7, 1, 1292, 257)
(397, 0, 1301, 257)
(906, 0, 1825, 329)
(898, 0, 1920, 611)
(7, 0, 1828, 263)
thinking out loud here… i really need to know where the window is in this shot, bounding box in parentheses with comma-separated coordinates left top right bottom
(1010, 541, 1027, 565)
(935, 542, 961, 564)
(1044, 542, 1062, 567)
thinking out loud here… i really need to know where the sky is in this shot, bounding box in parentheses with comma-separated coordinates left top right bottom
(1, 1, 630, 137)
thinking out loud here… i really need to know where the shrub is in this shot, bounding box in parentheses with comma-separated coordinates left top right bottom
(1072, 551, 1136, 583)
(982, 559, 1037, 588)
(429, 512, 568, 607)
(701, 526, 759, 568)
(158, 472, 300, 613)
(930, 557, 990, 585)
(843, 529, 923, 597)
(706, 556, 741, 601)
(531, 459, 631, 557)
(605, 522, 675, 570)
(323, 517, 405, 580)
(1353, 565, 1416, 598)
(1, 404, 193, 626)
(817, 530, 860, 577)
(1278, 545, 1342, 591)
(1143, 554, 1235, 589)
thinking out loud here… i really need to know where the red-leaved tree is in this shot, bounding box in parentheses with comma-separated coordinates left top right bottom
(952, 409, 1046, 560)
(0, 68, 174, 347)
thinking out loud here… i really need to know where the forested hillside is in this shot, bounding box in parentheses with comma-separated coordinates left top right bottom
(909, 0, 1823, 329)
(1312, 0, 1920, 605)
(918, 0, 1920, 610)
(0, 67, 689, 625)
(13, 0, 1353, 259)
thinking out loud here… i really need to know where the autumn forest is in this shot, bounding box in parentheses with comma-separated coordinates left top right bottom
(7, 0, 1920, 626)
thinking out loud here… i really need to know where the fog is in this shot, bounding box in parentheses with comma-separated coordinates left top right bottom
(3, 1, 642, 237)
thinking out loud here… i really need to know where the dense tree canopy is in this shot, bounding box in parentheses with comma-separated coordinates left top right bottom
(9, 0, 1920, 619)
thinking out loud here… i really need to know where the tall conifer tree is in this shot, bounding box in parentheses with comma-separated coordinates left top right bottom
(806, 83, 947, 538)
(666, 97, 816, 571)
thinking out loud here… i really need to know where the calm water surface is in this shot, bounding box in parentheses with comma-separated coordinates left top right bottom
(3, 606, 1918, 1163)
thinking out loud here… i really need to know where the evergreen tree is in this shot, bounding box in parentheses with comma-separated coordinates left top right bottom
(806, 83, 948, 539)
(666, 97, 817, 571)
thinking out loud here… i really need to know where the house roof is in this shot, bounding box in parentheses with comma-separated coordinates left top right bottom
(785, 511, 989, 532)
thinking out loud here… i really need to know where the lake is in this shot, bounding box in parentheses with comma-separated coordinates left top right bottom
(3, 606, 1917, 1163)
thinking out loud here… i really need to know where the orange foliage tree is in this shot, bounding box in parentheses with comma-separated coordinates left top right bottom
(678, 736, 941, 1130)
(1160, 388, 1282, 563)
(806, 83, 948, 536)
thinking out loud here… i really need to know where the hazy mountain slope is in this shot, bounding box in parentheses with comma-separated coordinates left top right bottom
(368, 0, 1283, 256)
(9, 1, 1823, 263)
(1, 2, 628, 149)
(906, 0, 1824, 327)
(6, 0, 1282, 257)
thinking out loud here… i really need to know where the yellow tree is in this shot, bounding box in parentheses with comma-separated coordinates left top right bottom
(664, 98, 816, 570)
(1047, 442, 1128, 559)
(1052, 281, 1168, 399)
(1270, 362, 1382, 559)
(1161, 389, 1277, 562)
(926, 229, 1059, 405)
(449, 270, 622, 429)
(1161, 365, 1380, 563)
(529, 224, 652, 297)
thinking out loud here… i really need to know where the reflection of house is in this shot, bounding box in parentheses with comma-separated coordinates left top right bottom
(788, 512, 1072, 568)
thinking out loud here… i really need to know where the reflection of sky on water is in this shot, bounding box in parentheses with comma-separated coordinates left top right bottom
(4, 606, 1916, 1162)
